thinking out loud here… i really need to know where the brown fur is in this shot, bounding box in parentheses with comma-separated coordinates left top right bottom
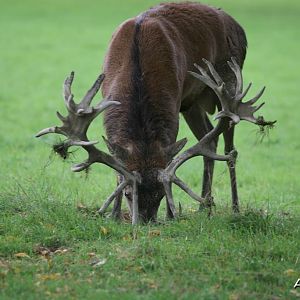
(101, 2, 247, 221)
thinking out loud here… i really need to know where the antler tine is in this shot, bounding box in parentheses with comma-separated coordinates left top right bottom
(161, 179, 176, 218)
(98, 179, 128, 215)
(63, 71, 74, 101)
(159, 168, 212, 219)
(71, 140, 99, 146)
(160, 170, 205, 216)
(189, 64, 223, 96)
(94, 99, 121, 114)
(189, 61, 229, 109)
(202, 58, 223, 85)
(173, 175, 204, 203)
(81, 73, 105, 107)
(131, 172, 140, 225)
(75, 74, 120, 117)
(227, 57, 243, 96)
(76, 99, 121, 117)
(63, 71, 76, 112)
(35, 126, 64, 138)
(245, 86, 266, 105)
(253, 102, 265, 112)
(238, 82, 252, 102)
(56, 111, 67, 122)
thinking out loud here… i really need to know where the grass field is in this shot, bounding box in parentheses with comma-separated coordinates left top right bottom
(1, 0, 300, 299)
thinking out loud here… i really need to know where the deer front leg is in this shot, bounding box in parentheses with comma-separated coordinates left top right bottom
(223, 125, 239, 213)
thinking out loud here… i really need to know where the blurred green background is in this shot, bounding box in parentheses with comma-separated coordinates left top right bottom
(0, 0, 299, 212)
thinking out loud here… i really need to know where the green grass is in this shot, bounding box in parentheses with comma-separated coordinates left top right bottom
(0, 0, 300, 299)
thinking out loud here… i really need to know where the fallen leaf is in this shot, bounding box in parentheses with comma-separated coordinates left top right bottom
(141, 278, 158, 289)
(54, 248, 69, 255)
(14, 253, 30, 259)
(41, 250, 51, 256)
(37, 273, 61, 281)
(35, 245, 49, 253)
(122, 235, 132, 241)
(135, 266, 144, 272)
(100, 226, 109, 235)
(148, 230, 161, 237)
(45, 223, 55, 230)
(212, 284, 221, 291)
(90, 258, 107, 268)
(13, 267, 21, 274)
(188, 208, 197, 213)
(284, 269, 296, 276)
(77, 203, 87, 210)
(229, 293, 240, 300)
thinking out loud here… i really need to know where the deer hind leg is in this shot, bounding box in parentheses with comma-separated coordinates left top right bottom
(182, 100, 218, 211)
(223, 126, 239, 213)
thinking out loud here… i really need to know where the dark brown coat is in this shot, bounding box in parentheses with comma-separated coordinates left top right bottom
(102, 2, 247, 220)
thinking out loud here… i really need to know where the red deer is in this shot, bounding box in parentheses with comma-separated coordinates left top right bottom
(36, 2, 275, 224)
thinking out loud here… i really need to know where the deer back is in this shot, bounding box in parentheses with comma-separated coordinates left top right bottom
(101, 2, 247, 170)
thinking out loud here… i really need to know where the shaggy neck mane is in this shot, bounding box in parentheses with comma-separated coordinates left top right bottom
(105, 12, 175, 149)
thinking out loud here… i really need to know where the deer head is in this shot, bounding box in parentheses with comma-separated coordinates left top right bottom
(104, 137, 188, 222)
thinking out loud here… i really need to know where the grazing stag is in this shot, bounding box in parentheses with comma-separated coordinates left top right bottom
(36, 2, 275, 224)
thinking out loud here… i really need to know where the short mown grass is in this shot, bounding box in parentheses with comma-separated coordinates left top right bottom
(1, 0, 300, 299)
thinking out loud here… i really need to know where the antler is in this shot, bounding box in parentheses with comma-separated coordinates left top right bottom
(159, 58, 276, 218)
(158, 116, 234, 218)
(36, 72, 141, 225)
(190, 58, 277, 127)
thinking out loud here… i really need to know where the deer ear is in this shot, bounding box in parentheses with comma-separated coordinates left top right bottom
(102, 136, 130, 160)
(165, 138, 188, 158)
